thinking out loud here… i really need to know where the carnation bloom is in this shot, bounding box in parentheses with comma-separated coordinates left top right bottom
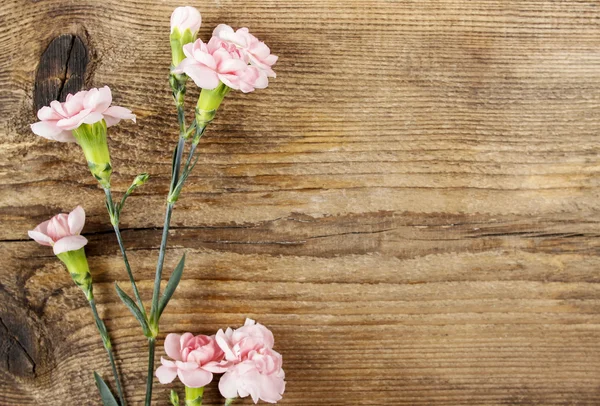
(216, 319, 285, 403)
(31, 86, 136, 143)
(219, 347, 285, 404)
(28, 206, 87, 255)
(216, 318, 275, 363)
(173, 37, 261, 92)
(170, 6, 202, 35)
(156, 333, 228, 388)
(213, 24, 278, 78)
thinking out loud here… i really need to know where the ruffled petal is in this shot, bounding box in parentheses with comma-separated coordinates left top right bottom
(103, 106, 136, 127)
(82, 111, 104, 125)
(56, 109, 92, 130)
(155, 364, 178, 384)
(177, 367, 213, 388)
(217, 58, 248, 74)
(218, 370, 240, 399)
(164, 333, 183, 361)
(53, 235, 88, 255)
(95, 86, 113, 112)
(28, 230, 53, 246)
(37, 106, 62, 121)
(68, 206, 85, 235)
(184, 64, 220, 89)
(31, 121, 76, 142)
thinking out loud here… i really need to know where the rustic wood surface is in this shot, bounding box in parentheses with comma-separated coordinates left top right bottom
(1, 0, 599, 405)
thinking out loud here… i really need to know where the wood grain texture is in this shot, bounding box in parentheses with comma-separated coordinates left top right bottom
(1, 0, 599, 404)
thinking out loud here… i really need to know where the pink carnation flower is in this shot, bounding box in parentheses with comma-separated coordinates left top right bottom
(156, 333, 228, 388)
(216, 318, 275, 363)
(28, 206, 88, 255)
(31, 86, 136, 143)
(217, 319, 285, 403)
(213, 24, 278, 78)
(173, 37, 267, 93)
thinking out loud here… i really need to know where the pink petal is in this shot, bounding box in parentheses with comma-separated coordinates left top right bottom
(177, 368, 213, 388)
(28, 230, 53, 246)
(164, 334, 182, 361)
(258, 374, 285, 403)
(96, 86, 113, 112)
(83, 87, 112, 111)
(184, 65, 220, 89)
(31, 121, 76, 142)
(213, 24, 235, 42)
(155, 365, 178, 384)
(63, 91, 87, 115)
(50, 100, 68, 117)
(216, 329, 237, 361)
(161, 356, 176, 368)
(82, 111, 104, 125)
(53, 235, 88, 255)
(202, 360, 230, 373)
(56, 109, 92, 130)
(182, 42, 195, 60)
(217, 59, 248, 74)
(47, 214, 70, 240)
(37, 106, 62, 121)
(218, 370, 240, 399)
(103, 106, 136, 127)
(175, 361, 199, 371)
(68, 206, 85, 235)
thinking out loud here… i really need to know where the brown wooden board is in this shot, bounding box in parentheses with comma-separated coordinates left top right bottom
(1, 0, 599, 405)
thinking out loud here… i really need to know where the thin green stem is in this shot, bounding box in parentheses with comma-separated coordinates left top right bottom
(145, 338, 156, 406)
(89, 298, 127, 406)
(224, 398, 236, 406)
(104, 188, 146, 317)
(149, 201, 174, 327)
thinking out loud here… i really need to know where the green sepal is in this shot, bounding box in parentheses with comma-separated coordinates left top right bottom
(72, 120, 112, 188)
(158, 254, 186, 318)
(170, 27, 197, 67)
(184, 386, 204, 406)
(170, 390, 181, 406)
(56, 248, 93, 301)
(115, 283, 151, 337)
(93, 371, 120, 406)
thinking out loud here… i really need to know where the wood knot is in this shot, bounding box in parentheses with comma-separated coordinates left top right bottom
(33, 34, 89, 112)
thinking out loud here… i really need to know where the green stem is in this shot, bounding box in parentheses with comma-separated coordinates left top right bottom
(89, 298, 127, 406)
(145, 338, 156, 406)
(104, 188, 146, 318)
(224, 398, 236, 406)
(185, 386, 204, 406)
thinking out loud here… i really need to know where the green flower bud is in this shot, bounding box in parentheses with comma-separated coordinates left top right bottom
(133, 173, 150, 187)
(56, 247, 93, 301)
(170, 390, 180, 406)
(72, 120, 112, 188)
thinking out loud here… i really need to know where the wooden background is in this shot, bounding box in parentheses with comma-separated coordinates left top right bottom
(1, 0, 599, 405)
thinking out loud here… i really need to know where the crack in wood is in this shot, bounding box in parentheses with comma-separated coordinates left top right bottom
(33, 34, 88, 111)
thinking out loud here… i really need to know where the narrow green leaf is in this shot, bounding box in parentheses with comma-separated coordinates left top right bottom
(158, 254, 186, 318)
(94, 371, 119, 406)
(115, 283, 150, 336)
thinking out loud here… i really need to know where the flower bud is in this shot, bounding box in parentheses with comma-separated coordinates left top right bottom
(56, 247, 93, 300)
(133, 172, 150, 187)
(170, 7, 202, 67)
(71, 120, 112, 188)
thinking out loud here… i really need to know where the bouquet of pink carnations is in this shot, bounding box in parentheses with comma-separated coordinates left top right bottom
(28, 6, 284, 405)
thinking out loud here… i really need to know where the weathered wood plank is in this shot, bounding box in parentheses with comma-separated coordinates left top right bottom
(0, 0, 599, 405)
